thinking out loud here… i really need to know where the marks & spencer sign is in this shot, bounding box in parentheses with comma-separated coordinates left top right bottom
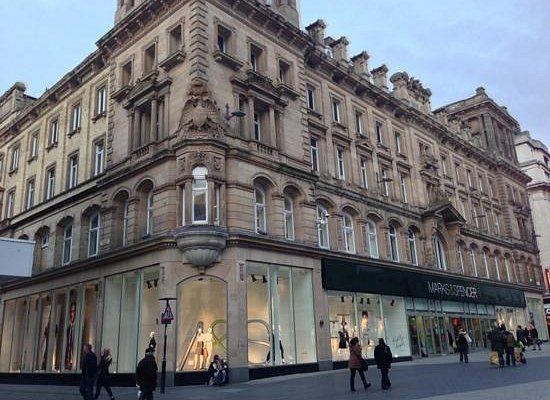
(322, 259, 526, 308)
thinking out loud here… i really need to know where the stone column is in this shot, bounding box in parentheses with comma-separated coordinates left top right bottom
(128, 111, 135, 152)
(134, 109, 142, 148)
(268, 107, 277, 148)
(247, 97, 255, 141)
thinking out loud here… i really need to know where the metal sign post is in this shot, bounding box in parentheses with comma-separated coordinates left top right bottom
(159, 297, 176, 395)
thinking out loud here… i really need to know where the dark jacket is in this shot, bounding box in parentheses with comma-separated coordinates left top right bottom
(489, 328, 505, 353)
(504, 331, 515, 348)
(457, 333, 469, 352)
(374, 344, 392, 369)
(530, 328, 539, 340)
(81, 351, 98, 379)
(98, 354, 112, 377)
(136, 354, 158, 392)
(516, 329, 525, 343)
(348, 343, 363, 370)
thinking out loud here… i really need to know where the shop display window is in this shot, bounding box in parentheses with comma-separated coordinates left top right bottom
(64, 289, 80, 372)
(328, 294, 355, 361)
(140, 270, 160, 364)
(381, 296, 410, 357)
(10, 298, 27, 372)
(177, 276, 227, 372)
(51, 292, 67, 372)
(0, 300, 16, 371)
(81, 285, 98, 355)
(526, 297, 547, 340)
(247, 263, 316, 367)
(22, 296, 39, 371)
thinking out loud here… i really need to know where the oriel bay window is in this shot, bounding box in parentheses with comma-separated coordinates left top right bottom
(181, 166, 224, 227)
(247, 262, 316, 367)
(192, 166, 208, 224)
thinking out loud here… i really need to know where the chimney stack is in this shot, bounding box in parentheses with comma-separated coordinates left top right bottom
(330, 36, 350, 65)
(351, 52, 371, 80)
(371, 65, 389, 92)
(306, 19, 327, 50)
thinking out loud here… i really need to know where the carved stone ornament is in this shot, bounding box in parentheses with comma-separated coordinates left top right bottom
(177, 81, 225, 141)
(178, 151, 225, 177)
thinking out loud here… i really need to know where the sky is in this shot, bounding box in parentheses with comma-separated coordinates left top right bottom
(1, 1, 548, 146)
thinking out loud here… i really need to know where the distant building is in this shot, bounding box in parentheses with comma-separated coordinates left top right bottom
(0, 0, 545, 385)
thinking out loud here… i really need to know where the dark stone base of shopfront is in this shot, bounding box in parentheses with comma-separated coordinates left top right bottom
(0, 372, 137, 386)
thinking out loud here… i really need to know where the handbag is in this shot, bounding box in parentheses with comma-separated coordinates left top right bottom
(360, 357, 369, 371)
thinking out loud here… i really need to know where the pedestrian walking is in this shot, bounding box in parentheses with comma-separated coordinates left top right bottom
(529, 325, 542, 351)
(523, 327, 531, 347)
(503, 326, 516, 367)
(516, 325, 527, 347)
(136, 348, 158, 400)
(348, 337, 371, 392)
(374, 338, 392, 390)
(457, 329, 469, 363)
(79, 344, 98, 400)
(95, 348, 115, 399)
(489, 325, 505, 367)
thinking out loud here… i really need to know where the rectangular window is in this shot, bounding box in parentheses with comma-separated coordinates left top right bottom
(250, 44, 262, 72)
(441, 154, 448, 176)
(467, 169, 473, 187)
(10, 146, 20, 171)
(96, 86, 107, 115)
(360, 159, 369, 189)
(381, 168, 390, 196)
(71, 103, 82, 132)
(355, 112, 363, 135)
(6, 189, 15, 218)
(93, 140, 105, 176)
(144, 43, 157, 74)
(455, 163, 462, 183)
(169, 24, 183, 54)
(68, 154, 79, 189)
(121, 61, 133, 86)
(0, 155, 4, 176)
(306, 86, 315, 110)
(25, 179, 35, 210)
(332, 100, 340, 123)
(494, 211, 501, 235)
(49, 118, 59, 146)
(278, 60, 291, 84)
(336, 148, 345, 180)
(310, 137, 319, 172)
(478, 174, 485, 193)
(45, 168, 55, 200)
(217, 25, 231, 53)
(253, 112, 261, 141)
(30, 134, 39, 159)
(394, 131, 402, 153)
(400, 174, 408, 203)
(375, 121, 384, 144)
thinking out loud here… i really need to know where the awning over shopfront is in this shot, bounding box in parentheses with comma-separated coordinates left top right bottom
(322, 259, 526, 308)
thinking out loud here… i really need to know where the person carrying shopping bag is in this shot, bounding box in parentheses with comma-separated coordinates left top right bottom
(348, 337, 371, 392)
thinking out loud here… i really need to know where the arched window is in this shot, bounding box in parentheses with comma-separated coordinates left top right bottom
(122, 199, 130, 246)
(88, 212, 100, 256)
(504, 257, 512, 282)
(481, 250, 490, 278)
(254, 187, 266, 234)
(113, 190, 130, 248)
(389, 225, 399, 262)
(316, 205, 329, 249)
(456, 242, 465, 273)
(146, 190, 154, 234)
(494, 256, 501, 280)
(342, 213, 355, 253)
(283, 195, 294, 241)
(433, 235, 446, 270)
(62, 223, 73, 265)
(192, 166, 208, 224)
(366, 219, 378, 259)
(469, 248, 478, 277)
(408, 229, 418, 266)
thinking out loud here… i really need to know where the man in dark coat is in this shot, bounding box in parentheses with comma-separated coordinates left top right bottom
(136, 348, 158, 400)
(80, 344, 98, 400)
(456, 329, 469, 363)
(516, 325, 527, 347)
(95, 348, 115, 399)
(503, 328, 516, 367)
(373, 338, 392, 390)
(530, 325, 542, 350)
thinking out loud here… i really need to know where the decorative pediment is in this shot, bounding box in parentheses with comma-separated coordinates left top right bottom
(423, 200, 465, 225)
(177, 81, 225, 141)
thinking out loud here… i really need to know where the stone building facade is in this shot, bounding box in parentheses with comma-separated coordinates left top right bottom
(0, 0, 545, 384)
(515, 131, 550, 293)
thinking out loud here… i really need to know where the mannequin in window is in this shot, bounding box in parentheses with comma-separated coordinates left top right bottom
(148, 331, 156, 352)
(65, 302, 77, 370)
(203, 327, 213, 365)
(194, 327, 207, 370)
(338, 322, 350, 350)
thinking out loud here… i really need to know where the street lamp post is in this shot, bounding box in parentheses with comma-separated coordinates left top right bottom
(159, 297, 176, 395)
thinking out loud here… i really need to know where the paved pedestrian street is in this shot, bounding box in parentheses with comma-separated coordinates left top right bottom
(1, 348, 549, 400)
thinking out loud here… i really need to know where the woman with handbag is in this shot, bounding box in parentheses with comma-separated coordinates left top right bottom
(348, 337, 371, 392)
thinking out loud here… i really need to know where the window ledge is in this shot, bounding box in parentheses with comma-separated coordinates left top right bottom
(160, 50, 186, 72)
(8, 168, 18, 176)
(45, 142, 58, 152)
(92, 112, 106, 122)
(27, 156, 37, 164)
(213, 50, 244, 71)
(331, 121, 347, 131)
(307, 108, 323, 119)
(275, 81, 300, 100)
(68, 127, 81, 137)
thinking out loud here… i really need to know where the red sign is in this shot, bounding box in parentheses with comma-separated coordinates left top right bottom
(161, 303, 174, 325)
